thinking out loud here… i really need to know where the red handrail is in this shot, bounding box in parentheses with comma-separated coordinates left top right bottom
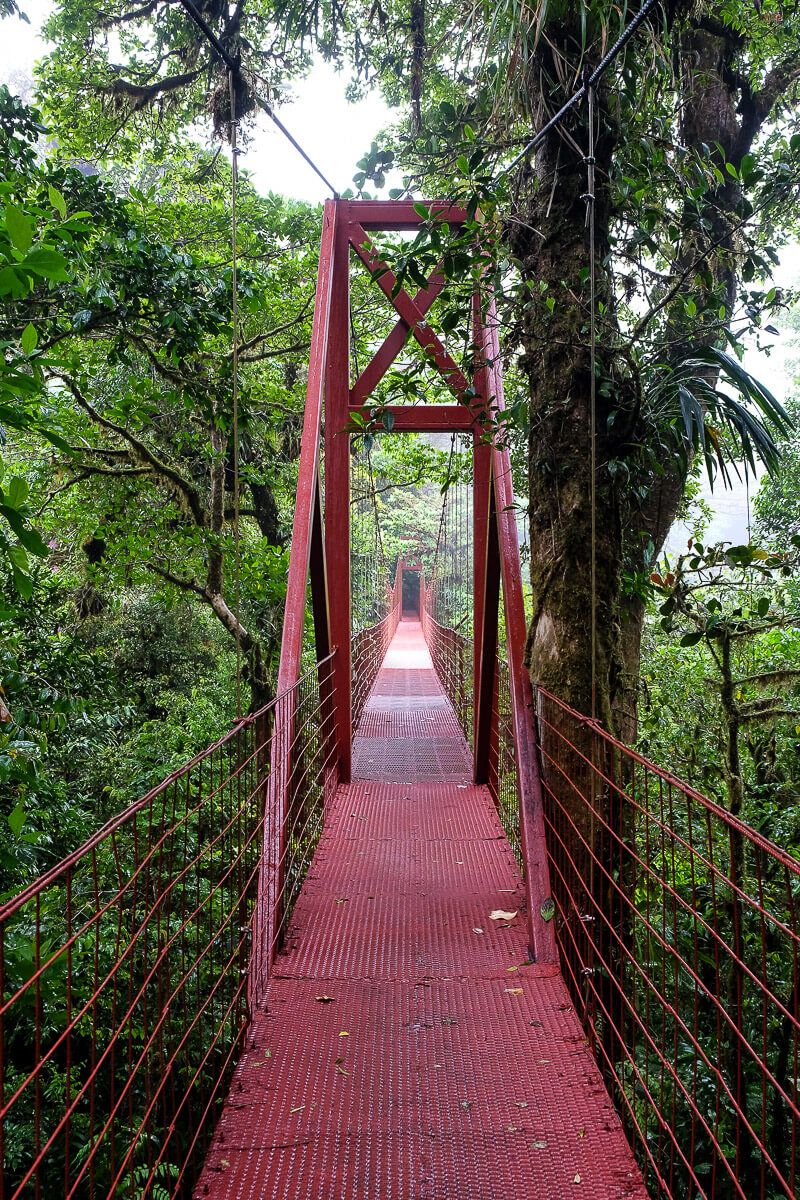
(0, 656, 336, 1200)
(537, 686, 800, 1199)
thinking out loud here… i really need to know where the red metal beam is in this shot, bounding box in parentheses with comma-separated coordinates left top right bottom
(343, 200, 467, 230)
(481, 304, 558, 966)
(309, 476, 337, 805)
(349, 223, 471, 402)
(347, 404, 476, 433)
(275, 202, 336, 692)
(350, 273, 445, 406)
(259, 200, 339, 981)
(471, 297, 493, 778)
(473, 454, 500, 789)
(325, 204, 353, 782)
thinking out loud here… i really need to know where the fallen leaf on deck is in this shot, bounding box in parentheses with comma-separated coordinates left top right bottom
(473, 927, 484, 935)
(531, 1139, 547, 1149)
(339, 1031, 349, 1037)
(336, 1066, 349, 1076)
(315, 995, 335, 1003)
(289, 1106, 305, 1114)
(460, 1100, 472, 1111)
(506, 965, 519, 973)
(505, 987, 524, 995)
(490, 909, 518, 921)
(516, 1102, 528, 1109)
(574, 1175, 582, 1184)
(577, 1128, 586, 1138)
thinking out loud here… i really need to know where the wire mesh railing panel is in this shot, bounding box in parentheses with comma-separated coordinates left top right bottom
(537, 688, 800, 1200)
(350, 438, 388, 634)
(351, 615, 393, 730)
(267, 656, 339, 960)
(419, 586, 522, 872)
(420, 604, 472, 744)
(493, 657, 521, 868)
(0, 655, 337, 1200)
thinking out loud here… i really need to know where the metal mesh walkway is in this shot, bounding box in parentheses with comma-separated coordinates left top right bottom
(197, 621, 646, 1199)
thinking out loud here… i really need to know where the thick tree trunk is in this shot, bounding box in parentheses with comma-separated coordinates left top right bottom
(511, 77, 627, 730)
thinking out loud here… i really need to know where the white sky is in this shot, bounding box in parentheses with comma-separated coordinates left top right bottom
(4, 1, 798, 551)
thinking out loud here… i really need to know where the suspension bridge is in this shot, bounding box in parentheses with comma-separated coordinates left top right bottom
(2, 201, 798, 1199)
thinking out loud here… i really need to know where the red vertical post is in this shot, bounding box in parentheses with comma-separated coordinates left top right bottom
(325, 203, 352, 782)
(474, 459, 501, 789)
(473, 299, 499, 785)
(482, 304, 558, 965)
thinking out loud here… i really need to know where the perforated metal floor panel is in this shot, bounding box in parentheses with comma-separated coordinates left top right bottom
(197, 622, 647, 1199)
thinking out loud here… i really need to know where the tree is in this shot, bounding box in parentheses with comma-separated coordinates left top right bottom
(367, 0, 800, 734)
(1, 84, 324, 706)
(653, 540, 800, 825)
(21, 1, 800, 731)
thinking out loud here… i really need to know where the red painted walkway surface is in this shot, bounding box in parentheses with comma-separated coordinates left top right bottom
(197, 622, 647, 1199)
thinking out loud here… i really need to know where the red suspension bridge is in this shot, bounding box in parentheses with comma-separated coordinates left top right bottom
(2, 202, 798, 1199)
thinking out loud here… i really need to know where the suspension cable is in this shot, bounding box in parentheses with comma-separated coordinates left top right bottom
(177, 0, 339, 197)
(229, 68, 243, 718)
(504, 0, 662, 175)
(431, 434, 456, 588)
(582, 80, 598, 723)
(366, 444, 387, 577)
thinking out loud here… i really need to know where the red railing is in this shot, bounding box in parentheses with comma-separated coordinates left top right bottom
(537, 688, 800, 1200)
(0, 654, 336, 1200)
(351, 562, 402, 728)
(419, 599, 472, 741)
(419, 583, 522, 865)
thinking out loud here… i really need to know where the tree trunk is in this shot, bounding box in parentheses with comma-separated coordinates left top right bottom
(511, 73, 627, 731)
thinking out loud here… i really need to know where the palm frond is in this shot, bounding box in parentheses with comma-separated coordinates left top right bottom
(645, 346, 792, 489)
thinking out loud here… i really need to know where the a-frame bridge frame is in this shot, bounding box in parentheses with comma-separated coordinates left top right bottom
(274, 199, 555, 966)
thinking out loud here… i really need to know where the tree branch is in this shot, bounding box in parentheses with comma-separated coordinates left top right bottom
(53, 373, 207, 527)
(105, 69, 203, 113)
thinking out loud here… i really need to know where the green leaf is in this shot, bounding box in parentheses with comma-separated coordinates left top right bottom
(22, 247, 70, 281)
(48, 184, 67, 218)
(4, 203, 32, 253)
(7, 476, 29, 507)
(7, 799, 25, 837)
(0, 266, 29, 298)
(20, 322, 38, 354)
(680, 631, 704, 647)
(11, 566, 33, 599)
(0, 505, 49, 555)
(8, 545, 28, 571)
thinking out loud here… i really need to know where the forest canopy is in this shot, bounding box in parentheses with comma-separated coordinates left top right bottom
(0, 0, 799, 882)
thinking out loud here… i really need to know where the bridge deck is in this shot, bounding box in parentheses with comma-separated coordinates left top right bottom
(198, 621, 647, 1198)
